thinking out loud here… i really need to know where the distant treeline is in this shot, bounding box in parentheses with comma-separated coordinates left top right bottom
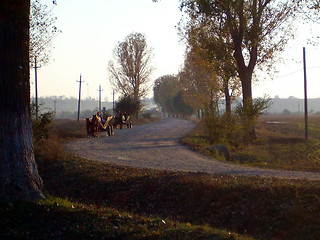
(33, 96, 320, 119)
(33, 96, 156, 119)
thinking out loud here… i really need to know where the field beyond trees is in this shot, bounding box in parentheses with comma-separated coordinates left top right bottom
(182, 115, 320, 172)
(1, 115, 320, 239)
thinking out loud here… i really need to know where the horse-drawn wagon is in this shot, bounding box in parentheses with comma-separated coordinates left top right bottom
(86, 115, 114, 138)
(113, 113, 133, 129)
(86, 112, 133, 137)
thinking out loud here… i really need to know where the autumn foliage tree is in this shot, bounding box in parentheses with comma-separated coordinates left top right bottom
(109, 33, 154, 105)
(179, 47, 220, 113)
(185, 21, 240, 114)
(154, 75, 181, 115)
(181, 0, 296, 141)
(30, 0, 60, 67)
(153, 75, 194, 117)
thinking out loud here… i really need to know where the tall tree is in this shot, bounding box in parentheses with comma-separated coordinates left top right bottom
(153, 75, 181, 115)
(0, 0, 44, 202)
(30, 0, 59, 67)
(108, 33, 154, 103)
(172, 90, 195, 117)
(30, 0, 60, 120)
(296, 0, 320, 24)
(179, 47, 220, 113)
(186, 21, 240, 114)
(181, 0, 295, 140)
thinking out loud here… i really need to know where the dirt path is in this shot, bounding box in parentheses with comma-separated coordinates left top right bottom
(64, 118, 320, 180)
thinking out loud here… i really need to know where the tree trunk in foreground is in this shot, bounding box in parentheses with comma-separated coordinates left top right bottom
(0, 0, 44, 203)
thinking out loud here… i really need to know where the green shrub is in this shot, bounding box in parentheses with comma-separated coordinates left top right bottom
(115, 94, 142, 117)
(235, 97, 272, 144)
(31, 100, 54, 142)
(32, 112, 54, 142)
(203, 109, 241, 147)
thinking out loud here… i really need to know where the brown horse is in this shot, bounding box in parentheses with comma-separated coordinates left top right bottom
(86, 114, 100, 137)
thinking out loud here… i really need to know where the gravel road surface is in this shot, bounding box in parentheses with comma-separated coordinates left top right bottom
(64, 118, 320, 180)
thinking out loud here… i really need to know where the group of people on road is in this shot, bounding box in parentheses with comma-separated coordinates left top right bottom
(96, 111, 128, 124)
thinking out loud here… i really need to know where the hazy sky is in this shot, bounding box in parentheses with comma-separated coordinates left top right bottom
(32, 0, 320, 101)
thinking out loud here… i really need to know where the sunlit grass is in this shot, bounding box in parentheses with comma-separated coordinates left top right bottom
(182, 115, 320, 172)
(2, 115, 320, 239)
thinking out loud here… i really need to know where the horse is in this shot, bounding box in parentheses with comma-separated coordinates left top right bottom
(86, 114, 100, 137)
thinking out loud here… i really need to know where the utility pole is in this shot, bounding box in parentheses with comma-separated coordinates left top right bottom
(98, 85, 103, 113)
(113, 89, 115, 115)
(34, 56, 40, 120)
(303, 47, 308, 140)
(77, 74, 84, 122)
(53, 100, 57, 117)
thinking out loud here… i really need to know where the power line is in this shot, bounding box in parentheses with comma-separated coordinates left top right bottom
(274, 65, 320, 79)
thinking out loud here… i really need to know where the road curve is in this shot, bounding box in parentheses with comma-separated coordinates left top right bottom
(64, 118, 320, 180)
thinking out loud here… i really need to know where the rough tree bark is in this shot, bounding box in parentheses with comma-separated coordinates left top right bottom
(0, 0, 44, 202)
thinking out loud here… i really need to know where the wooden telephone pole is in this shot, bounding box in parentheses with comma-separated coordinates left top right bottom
(98, 85, 103, 113)
(303, 47, 308, 140)
(113, 90, 115, 115)
(53, 100, 57, 117)
(77, 74, 84, 122)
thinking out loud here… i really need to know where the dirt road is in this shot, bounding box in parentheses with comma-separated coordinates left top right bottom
(64, 118, 320, 180)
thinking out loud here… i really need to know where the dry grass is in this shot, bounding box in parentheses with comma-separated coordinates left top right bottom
(49, 119, 87, 140)
(182, 114, 320, 172)
(2, 115, 320, 239)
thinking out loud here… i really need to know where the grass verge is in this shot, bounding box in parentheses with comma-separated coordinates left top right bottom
(2, 116, 320, 239)
(182, 115, 320, 172)
(3, 146, 320, 239)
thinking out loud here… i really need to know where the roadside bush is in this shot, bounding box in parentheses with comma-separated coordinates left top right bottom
(203, 97, 271, 148)
(235, 97, 272, 144)
(31, 101, 54, 142)
(30, 101, 62, 164)
(203, 109, 241, 147)
(32, 112, 54, 141)
(115, 94, 142, 117)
